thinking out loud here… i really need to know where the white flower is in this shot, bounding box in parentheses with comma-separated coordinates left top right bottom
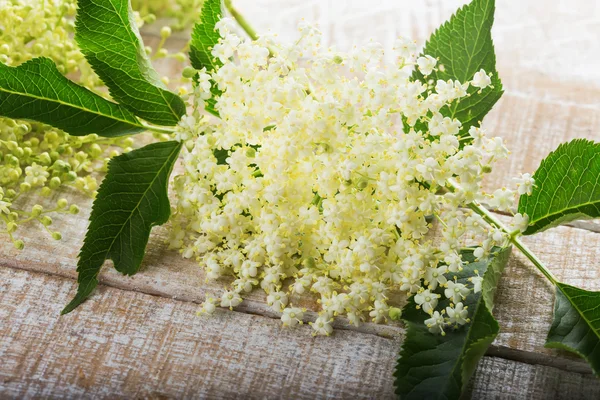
(472, 69, 492, 89)
(281, 307, 304, 327)
(267, 291, 288, 312)
(511, 213, 530, 233)
(425, 311, 446, 335)
(414, 289, 440, 314)
(416, 55, 437, 76)
(220, 290, 242, 309)
(24, 163, 49, 187)
(513, 173, 535, 196)
(446, 302, 469, 325)
(369, 300, 389, 323)
(445, 281, 470, 303)
(311, 315, 333, 336)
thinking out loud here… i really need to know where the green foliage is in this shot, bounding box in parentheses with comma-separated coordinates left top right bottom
(0, 58, 143, 137)
(61, 140, 183, 314)
(190, 0, 223, 117)
(546, 282, 600, 377)
(190, 0, 223, 72)
(518, 139, 600, 235)
(75, 0, 186, 126)
(394, 247, 511, 399)
(412, 0, 503, 137)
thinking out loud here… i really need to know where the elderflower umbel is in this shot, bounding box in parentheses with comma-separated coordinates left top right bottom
(170, 18, 533, 335)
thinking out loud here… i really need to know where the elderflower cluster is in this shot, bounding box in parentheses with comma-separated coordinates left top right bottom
(132, 0, 204, 30)
(0, 0, 166, 247)
(170, 19, 531, 335)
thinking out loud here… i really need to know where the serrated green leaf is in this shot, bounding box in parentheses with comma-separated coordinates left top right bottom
(190, 0, 223, 118)
(518, 139, 600, 235)
(394, 247, 511, 399)
(190, 0, 223, 72)
(546, 282, 600, 377)
(0, 58, 144, 137)
(76, 0, 186, 126)
(411, 0, 503, 137)
(61, 140, 182, 314)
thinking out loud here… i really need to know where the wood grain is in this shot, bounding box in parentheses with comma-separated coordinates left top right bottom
(2, 0, 600, 397)
(2, 190, 599, 373)
(2, 267, 599, 399)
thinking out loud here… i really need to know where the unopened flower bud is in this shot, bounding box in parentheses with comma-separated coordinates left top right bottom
(160, 26, 172, 38)
(49, 177, 61, 189)
(13, 240, 24, 250)
(51, 231, 62, 241)
(31, 205, 43, 217)
(40, 216, 52, 226)
(57, 198, 68, 209)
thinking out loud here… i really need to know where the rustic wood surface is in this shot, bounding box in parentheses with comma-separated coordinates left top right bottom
(2, 0, 600, 398)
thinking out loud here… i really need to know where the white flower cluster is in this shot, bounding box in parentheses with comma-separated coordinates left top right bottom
(170, 19, 531, 335)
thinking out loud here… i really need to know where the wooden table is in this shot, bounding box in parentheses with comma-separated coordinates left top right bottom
(1, 0, 600, 398)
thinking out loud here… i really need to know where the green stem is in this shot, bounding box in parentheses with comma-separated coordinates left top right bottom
(224, 0, 259, 41)
(467, 200, 558, 284)
(139, 122, 176, 135)
(447, 179, 558, 285)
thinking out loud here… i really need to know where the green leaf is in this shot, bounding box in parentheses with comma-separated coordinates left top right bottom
(0, 58, 144, 137)
(411, 0, 503, 137)
(190, 0, 223, 118)
(76, 0, 186, 126)
(546, 282, 600, 377)
(61, 140, 182, 314)
(518, 139, 600, 235)
(394, 247, 511, 399)
(189, 0, 223, 73)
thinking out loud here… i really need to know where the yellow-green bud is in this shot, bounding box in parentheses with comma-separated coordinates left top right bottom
(246, 147, 256, 158)
(302, 257, 316, 269)
(51, 231, 62, 241)
(156, 48, 169, 59)
(31, 205, 43, 217)
(182, 66, 197, 79)
(482, 165, 492, 173)
(174, 52, 186, 62)
(57, 198, 68, 209)
(40, 216, 52, 226)
(388, 307, 402, 321)
(38, 152, 52, 165)
(49, 177, 61, 189)
(6, 222, 17, 233)
(69, 205, 80, 215)
(66, 171, 78, 182)
(160, 26, 172, 38)
(356, 178, 369, 190)
(13, 240, 24, 250)
(89, 144, 102, 158)
(333, 55, 344, 64)
(144, 13, 156, 24)
(41, 187, 52, 197)
(5, 189, 16, 198)
(20, 182, 31, 192)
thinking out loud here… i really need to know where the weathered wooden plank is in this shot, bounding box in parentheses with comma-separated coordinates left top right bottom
(2, 267, 599, 399)
(466, 357, 600, 400)
(0, 267, 398, 399)
(2, 187, 599, 373)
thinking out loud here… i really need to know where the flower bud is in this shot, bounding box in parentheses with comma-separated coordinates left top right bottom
(40, 216, 53, 226)
(482, 165, 492, 173)
(13, 240, 24, 250)
(388, 307, 402, 321)
(69, 205, 80, 215)
(57, 198, 68, 209)
(20, 182, 31, 192)
(174, 52, 186, 62)
(66, 171, 78, 181)
(182, 66, 197, 79)
(41, 187, 52, 197)
(156, 48, 169, 59)
(160, 26, 172, 39)
(38, 152, 52, 165)
(6, 222, 17, 233)
(51, 231, 62, 241)
(49, 177, 61, 189)
(31, 205, 43, 217)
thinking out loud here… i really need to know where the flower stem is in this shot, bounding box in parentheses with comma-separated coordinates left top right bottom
(140, 122, 176, 135)
(467, 201, 558, 284)
(447, 178, 558, 285)
(224, 0, 259, 41)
